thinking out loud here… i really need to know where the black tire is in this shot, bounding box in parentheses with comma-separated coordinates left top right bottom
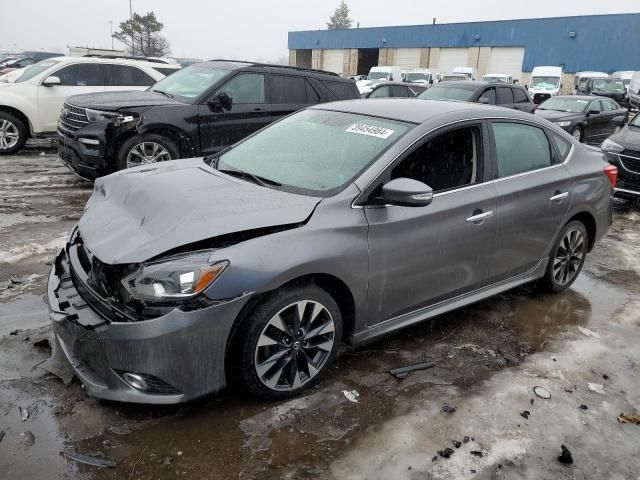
(538, 220, 588, 293)
(571, 126, 583, 142)
(116, 133, 179, 171)
(233, 284, 343, 400)
(0, 111, 27, 155)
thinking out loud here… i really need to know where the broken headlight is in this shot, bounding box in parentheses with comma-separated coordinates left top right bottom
(121, 251, 228, 302)
(86, 108, 138, 126)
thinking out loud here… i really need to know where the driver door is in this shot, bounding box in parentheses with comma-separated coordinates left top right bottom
(583, 99, 607, 142)
(198, 72, 272, 155)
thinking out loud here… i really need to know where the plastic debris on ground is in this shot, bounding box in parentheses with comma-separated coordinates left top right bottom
(61, 450, 117, 468)
(533, 386, 551, 399)
(520, 410, 530, 419)
(587, 383, 606, 394)
(19, 406, 29, 422)
(558, 445, 573, 464)
(342, 390, 360, 403)
(388, 361, 435, 379)
(580, 404, 589, 411)
(441, 405, 456, 414)
(578, 326, 601, 339)
(617, 414, 640, 425)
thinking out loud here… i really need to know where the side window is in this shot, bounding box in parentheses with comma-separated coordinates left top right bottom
(322, 80, 357, 100)
(390, 126, 481, 192)
(107, 65, 155, 87)
(269, 75, 307, 104)
(589, 100, 602, 113)
(152, 67, 179, 77)
(497, 87, 514, 104)
(550, 132, 572, 163)
(216, 73, 265, 104)
(578, 78, 589, 91)
(609, 99, 620, 110)
(513, 88, 528, 103)
(305, 80, 320, 103)
(479, 88, 496, 104)
(492, 122, 552, 177)
(369, 85, 390, 98)
(54, 63, 103, 86)
(391, 85, 409, 97)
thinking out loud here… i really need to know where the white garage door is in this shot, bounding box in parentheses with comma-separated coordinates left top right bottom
(437, 48, 469, 74)
(395, 48, 421, 69)
(487, 47, 525, 79)
(323, 49, 344, 75)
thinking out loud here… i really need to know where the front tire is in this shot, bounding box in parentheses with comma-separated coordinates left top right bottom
(234, 285, 343, 400)
(571, 126, 583, 142)
(539, 221, 588, 292)
(0, 112, 27, 155)
(117, 133, 179, 171)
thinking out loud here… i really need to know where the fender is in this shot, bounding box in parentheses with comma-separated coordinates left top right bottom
(0, 89, 39, 133)
(134, 104, 199, 157)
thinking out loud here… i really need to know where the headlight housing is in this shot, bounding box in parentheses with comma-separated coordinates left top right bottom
(601, 138, 625, 153)
(555, 121, 572, 127)
(86, 108, 138, 126)
(121, 250, 228, 302)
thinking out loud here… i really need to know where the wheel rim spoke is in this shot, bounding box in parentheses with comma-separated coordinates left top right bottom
(554, 229, 584, 285)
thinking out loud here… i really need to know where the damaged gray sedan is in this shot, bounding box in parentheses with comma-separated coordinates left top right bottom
(47, 99, 615, 403)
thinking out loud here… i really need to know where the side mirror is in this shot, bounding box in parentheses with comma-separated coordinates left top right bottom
(208, 92, 232, 112)
(42, 76, 60, 87)
(379, 178, 433, 207)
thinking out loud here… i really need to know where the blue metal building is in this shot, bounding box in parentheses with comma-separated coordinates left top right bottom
(288, 13, 640, 77)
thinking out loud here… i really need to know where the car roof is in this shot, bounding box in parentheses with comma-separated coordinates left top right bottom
(552, 95, 607, 101)
(435, 80, 521, 88)
(372, 82, 423, 87)
(206, 59, 345, 80)
(311, 98, 533, 124)
(45, 56, 180, 68)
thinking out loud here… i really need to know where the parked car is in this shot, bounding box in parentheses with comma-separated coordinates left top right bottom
(528, 66, 563, 104)
(46, 98, 614, 403)
(629, 72, 640, 111)
(601, 112, 640, 200)
(535, 95, 626, 143)
(452, 67, 476, 80)
(363, 82, 426, 98)
(0, 51, 60, 74)
(404, 69, 435, 86)
(0, 56, 180, 155)
(576, 77, 627, 107)
(418, 81, 535, 113)
(441, 74, 468, 82)
(611, 71, 634, 93)
(357, 66, 403, 95)
(0, 67, 26, 83)
(482, 74, 514, 84)
(57, 60, 360, 180)
(348, 74, 367, 81)
(573, 71, 608, 94)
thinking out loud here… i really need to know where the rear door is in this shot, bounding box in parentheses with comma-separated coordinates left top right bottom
(512, 87, 534, 113)
(197, 72, 271, 155)
(488, 121, 573, 282)
(496, 86, 516, 109)
(38, 62, 106, 132)
(583, 99, 607, 142)
(268, 74, 312, 120)
(600, 99, 625, 136)
(104, 64, 156, 92)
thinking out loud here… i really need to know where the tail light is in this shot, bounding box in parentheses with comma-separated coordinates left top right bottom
(604, 164, 618, 188)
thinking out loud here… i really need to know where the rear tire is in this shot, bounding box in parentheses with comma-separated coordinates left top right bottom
(232, 284, 343, 400)
(538, 220, 588, 293)
(117, 133, 179, 171)
(0, 112, 27, 155)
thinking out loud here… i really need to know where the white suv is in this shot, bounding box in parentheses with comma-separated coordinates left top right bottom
(0, 56, 180, 154)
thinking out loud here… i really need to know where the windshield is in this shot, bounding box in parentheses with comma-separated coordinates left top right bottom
(405, 73, 428, 82)
(149, 64, 231, 102)
(538, 97, 589, 113)
(483, 75, 506, 82)
(216, 109, 410, 196)
(530, 76, 560, 89)
(418, 84, 476, 101)
(14, 59, 60, 83)
(368, 72, 390, 80)
(592, 79, 625, 92)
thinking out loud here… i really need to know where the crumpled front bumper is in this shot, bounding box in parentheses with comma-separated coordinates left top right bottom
(46, 247, 250, 404)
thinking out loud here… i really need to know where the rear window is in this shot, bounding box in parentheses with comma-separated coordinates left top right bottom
(418, 84, 476, 101)
(270, 74, 307, 104)
(513, 88, 529, 103)
(321, 80, 358, 100)
(550, 132, 572, 162)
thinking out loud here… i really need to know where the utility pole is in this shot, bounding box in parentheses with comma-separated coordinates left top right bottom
(129, 0, 135, 56)
(109, 21, 114, 50)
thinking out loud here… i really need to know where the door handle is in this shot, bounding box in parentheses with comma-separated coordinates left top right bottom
(466, 210, 494, 224)
(549, 191, 569, 202)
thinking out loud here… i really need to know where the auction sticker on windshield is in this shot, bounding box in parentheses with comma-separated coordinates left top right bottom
(346, 123, 395, 139)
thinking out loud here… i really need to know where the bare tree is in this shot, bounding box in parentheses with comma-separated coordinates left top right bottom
(113, 11, 171, 57)
(327, 1, 353, 30)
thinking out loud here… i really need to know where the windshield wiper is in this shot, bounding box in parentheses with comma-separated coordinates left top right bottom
(218, 168, 282, 187)
(152, 89, 174, 99)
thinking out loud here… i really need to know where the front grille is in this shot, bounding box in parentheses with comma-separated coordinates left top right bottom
(59, 102, 89, 131)
(618, 153, 640, 175)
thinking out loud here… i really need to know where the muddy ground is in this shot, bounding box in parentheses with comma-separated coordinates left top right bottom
(1, 150, 639, 480)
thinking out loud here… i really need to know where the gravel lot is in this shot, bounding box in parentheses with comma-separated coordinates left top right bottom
(1, 150, 639, 479)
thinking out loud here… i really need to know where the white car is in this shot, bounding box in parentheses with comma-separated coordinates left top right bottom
(0, 56, 180, 154)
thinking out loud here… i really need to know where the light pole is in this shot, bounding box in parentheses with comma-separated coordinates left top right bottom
(109, 21, 114, 50)
(129, 0, 134, 56)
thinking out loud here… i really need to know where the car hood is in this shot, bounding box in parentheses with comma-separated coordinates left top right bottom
(78, 158, 321, 264)
(535, 110, 582, 122)
(609, 125, 640, 151)
(66, 90, 185, 111)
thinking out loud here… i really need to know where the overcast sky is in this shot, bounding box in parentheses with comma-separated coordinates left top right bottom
(1, 0, 637, 62)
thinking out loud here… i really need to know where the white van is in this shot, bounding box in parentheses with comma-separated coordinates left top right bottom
(356, 66, 403, 94)
(452, 66, 476, 80)
(482, 73, 513, 83)
(629, 71, 640, 110)
(404, 68, 435, 86)
(528, 66, 563, 104)
(611, 71, 634, 93)
(574, 71, 608, 94)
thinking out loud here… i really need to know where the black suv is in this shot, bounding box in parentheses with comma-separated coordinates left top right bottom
(57, 60, 359, 180)
(417, 81, 535, 113)
(576, 77, 627, 108)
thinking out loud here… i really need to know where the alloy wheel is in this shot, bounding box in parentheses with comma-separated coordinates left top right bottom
(553, 228, 585, 286)
(126, 142, 172, 168)
(254, 300, 335, 391)
(571, 128, 582, 141)
(0, 119, 19, 150)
